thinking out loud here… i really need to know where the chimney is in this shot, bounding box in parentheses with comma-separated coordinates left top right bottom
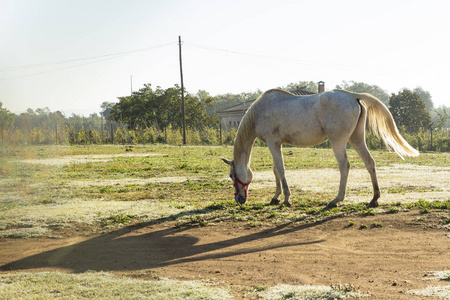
(318, 81, 325, 93)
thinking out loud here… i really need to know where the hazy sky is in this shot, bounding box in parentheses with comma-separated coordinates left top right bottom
(1, 0, 449, 115)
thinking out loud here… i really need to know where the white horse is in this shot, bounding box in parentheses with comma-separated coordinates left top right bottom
(222, 89, 418, 208)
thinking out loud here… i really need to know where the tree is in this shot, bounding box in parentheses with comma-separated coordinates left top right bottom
(100, 102, 115, 120)
(431, 108, 449, 131)
(110, 84, 218, 132)
(279, 81, 318, 93)
(389, 89, 431, 133)
(432, 106, 450, 128)
(0, 102, 16, 142)
(16, 107, 65, 131)
(335, 81, 390, 106)
(413, 87, 434, 111)
(210, 90, 262, 114)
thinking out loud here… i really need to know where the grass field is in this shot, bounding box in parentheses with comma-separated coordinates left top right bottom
(1, 144, 449, 299)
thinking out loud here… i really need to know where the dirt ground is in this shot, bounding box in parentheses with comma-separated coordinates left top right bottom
(1, 211, 450, 299)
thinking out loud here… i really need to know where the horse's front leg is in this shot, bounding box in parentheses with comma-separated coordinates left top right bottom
(270, 164, 282, 205)
(268, 142, 291, 207)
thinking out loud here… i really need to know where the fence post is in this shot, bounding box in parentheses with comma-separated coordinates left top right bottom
(111, 123, 114, 144)
(219, 123, 222, 145)
(430, 127, 433, 151)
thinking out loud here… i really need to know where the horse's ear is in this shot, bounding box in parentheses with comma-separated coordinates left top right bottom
(221, 158, 232, 166)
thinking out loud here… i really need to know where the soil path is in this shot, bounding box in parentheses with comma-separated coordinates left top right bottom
(1, 212, 450, 299)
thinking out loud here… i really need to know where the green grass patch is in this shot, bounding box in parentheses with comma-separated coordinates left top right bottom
(370, 222, 383, 228)
(346, 220, 355, 228)
(416, 199, 450, 210)
(386, 206, 400, 214)
(101, 214, 135, 227)
(1, 145, 449, 238)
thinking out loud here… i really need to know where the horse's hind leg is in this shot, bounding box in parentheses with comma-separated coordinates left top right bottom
(349, 103, 380, 208)
(349, 135, 380, 208)
(326, 142, 350, 209)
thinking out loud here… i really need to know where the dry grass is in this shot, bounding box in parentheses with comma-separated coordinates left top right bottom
(408, 286, 450, 299)
(252, 163, 449, 205)
(0, 199, 188, 238)
(1, 144, 449, 238)
(407, 270, 450, 299)
(430, 271, 450, 281)
(0, 272, 374, 300)
(1, 145, 450, 299)
(260, 283, 368, 299)
(0, 272, 232, 300)
(20, 153, 161, 166)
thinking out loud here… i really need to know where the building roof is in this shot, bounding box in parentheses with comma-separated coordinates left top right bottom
(291, 89, 316, 96)
(217, 100, 255, 116)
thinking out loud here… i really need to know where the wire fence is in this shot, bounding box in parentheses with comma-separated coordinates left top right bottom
(1, 123, 449, 153)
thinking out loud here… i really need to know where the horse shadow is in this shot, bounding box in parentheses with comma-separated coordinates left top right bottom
(1, 212, 326, 273)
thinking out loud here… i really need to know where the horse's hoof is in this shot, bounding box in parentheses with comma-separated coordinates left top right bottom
(270, 198, 280, 205)
(367, 200, 379, 208)
(326, 202, 337, 209)
(282, 201, 292, 208)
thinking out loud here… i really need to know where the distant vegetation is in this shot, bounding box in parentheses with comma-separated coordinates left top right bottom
(0, 81, 448, 151)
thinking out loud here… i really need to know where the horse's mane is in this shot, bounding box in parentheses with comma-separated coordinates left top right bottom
(264, 89, 295, 96)
(233, 97, 258, 159)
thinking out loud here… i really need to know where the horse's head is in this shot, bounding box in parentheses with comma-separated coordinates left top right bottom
(222, 158, 253, 205)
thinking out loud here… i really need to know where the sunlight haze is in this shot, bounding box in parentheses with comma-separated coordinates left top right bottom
(1, 0, 449, 115)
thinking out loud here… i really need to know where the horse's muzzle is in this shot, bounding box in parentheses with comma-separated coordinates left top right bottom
(235, 194, 247, 205)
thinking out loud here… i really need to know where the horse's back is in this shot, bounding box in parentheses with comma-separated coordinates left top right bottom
(252, 89, 361, 146)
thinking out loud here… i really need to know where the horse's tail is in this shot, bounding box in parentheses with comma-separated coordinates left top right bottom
(356, 93, 419, 159)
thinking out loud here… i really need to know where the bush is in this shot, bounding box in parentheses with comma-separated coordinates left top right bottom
(3, 120, 450, 151)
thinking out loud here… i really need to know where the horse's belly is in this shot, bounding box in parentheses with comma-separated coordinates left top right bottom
(257, 117, 327, 147)
(281, 126, 327, 147)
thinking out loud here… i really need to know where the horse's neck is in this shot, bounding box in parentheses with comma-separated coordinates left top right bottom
(233, 132, 256, 167)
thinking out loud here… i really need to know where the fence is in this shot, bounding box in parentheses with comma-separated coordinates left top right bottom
(1, 124, 449, 152)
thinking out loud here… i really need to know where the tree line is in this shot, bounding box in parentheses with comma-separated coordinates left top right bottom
(0, 80, 449, 151)
(106, 84, 220, 132)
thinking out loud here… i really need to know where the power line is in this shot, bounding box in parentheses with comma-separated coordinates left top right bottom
(184, 41, 410, 77)
(1, 56, 123, 81)
(0, 39, 412, 83)
(184, 42, 302, 63)
(0, 42, 176, 72)
(0, 42, 176, 81)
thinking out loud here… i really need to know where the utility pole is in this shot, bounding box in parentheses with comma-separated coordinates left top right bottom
(179, 36, 186, 145)
(130, 75, 133, 96)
